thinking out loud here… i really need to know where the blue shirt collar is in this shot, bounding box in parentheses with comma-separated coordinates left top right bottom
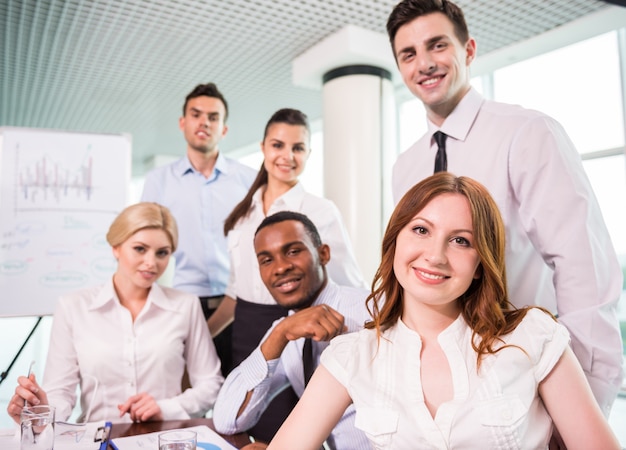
(178, 151, 227, 177)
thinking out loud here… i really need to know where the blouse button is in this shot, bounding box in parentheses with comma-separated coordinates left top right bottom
(501, 409, 512, 420)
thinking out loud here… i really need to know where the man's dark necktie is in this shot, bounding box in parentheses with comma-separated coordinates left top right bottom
(302, 337, 314, 386)
(433, 131, 448, 173)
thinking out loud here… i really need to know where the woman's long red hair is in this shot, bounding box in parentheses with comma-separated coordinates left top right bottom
(366, 173, 552, 367)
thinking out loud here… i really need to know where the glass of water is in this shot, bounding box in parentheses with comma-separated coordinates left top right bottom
(158, 429, 197, 450)
(20, 405, 55, 450)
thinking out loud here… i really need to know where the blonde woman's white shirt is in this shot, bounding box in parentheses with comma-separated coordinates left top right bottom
(43, 279, 223, 422)
(225, 182, 365, 304)
(321, 308, 570, 449)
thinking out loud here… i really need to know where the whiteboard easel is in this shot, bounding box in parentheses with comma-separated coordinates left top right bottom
(0, 127, 131, 317)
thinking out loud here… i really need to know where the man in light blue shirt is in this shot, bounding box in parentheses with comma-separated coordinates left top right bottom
(141, 83, 257, 374)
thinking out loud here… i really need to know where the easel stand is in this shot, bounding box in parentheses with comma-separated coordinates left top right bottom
(0, 316, 42, 385)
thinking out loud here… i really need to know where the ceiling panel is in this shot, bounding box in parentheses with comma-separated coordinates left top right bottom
(0, 0, 611, 175)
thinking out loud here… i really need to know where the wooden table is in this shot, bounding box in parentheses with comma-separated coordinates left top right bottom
(110, 417, 251, 448)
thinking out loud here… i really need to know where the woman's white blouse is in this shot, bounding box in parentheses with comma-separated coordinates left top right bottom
(321, 309, 570, 449)
(42, 280, 223, 422)
(225, 182, 365, 304)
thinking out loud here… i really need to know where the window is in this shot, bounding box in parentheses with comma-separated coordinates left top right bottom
(491, 31, 626, 364)
(493, 32, 624, 154)
(583, 155, 626, 356)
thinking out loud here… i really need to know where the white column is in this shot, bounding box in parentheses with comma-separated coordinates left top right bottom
(292, 26, 398, 283)
(322, 66, 396, 282)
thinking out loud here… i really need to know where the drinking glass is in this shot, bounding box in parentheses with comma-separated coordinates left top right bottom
(20, 405, 55, 450)
(158, 429, 197, 450)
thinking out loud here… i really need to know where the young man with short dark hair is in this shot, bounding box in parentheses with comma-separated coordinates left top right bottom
(388, 0, 623, 416)
(142, 83, 256, 375)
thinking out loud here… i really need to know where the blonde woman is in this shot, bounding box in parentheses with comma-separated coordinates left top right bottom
(7, 202, 223, 424)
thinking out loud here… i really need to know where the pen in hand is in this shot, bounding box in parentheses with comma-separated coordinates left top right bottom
(24, 360, 35, 408)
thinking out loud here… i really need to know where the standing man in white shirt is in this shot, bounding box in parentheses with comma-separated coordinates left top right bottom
(213, 211, 370, 449)
(142, 83, 257, 375)
(387, 0, 623, 416)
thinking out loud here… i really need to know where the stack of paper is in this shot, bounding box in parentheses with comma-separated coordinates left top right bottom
(55, 422, 103, 449)
(112, 425, 237, 449)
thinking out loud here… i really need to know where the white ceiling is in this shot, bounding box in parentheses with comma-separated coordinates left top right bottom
(0, 0, 615, 175)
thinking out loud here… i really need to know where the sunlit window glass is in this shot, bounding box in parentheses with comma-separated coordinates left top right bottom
(582, 155, 626, 357)
(493, 32, 624, 154)
(583, 155, 626, 256)
(398, 99, 427, 151)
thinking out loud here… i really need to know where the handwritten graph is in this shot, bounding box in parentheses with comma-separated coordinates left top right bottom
(0, 128, 130, 316)
(5, 131, 127, 214)
(18, 152, 94, 203)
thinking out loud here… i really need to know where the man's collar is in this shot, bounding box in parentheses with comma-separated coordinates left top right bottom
(428, 87, 484, 142)
(179, 151, 225, 176)
(213, 151, 228, 175)
(311, 279, 338, 307)
(177, 156, 195, 176)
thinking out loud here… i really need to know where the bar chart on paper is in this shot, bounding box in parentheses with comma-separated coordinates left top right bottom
(17, 151, 96, 208)
(10, 136, 123, 213)
(0, 128, 131, 317)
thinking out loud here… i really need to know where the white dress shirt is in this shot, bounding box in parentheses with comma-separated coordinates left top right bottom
(213, 281, 371, 450)
(225, 182, 365, 304)
(42, 279, 223, 422)
(392, 88, 623, 413)
(321, 309, 570, 449)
